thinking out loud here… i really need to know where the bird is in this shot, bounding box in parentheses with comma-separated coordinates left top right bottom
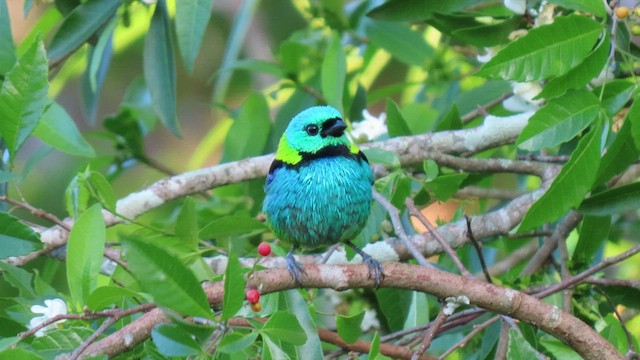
(262, 105, 384, 286)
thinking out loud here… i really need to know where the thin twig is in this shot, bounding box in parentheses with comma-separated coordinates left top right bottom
(69, 316, 118, 360)
(372, 190, 431, 268)
(464, 215, 491, 283)
(461, 91, 513, 123)
(412, 307, 449, 360)
(535, 244, 640, 299)
(405, 198, 469, 276)
(0, 195, 71, 231)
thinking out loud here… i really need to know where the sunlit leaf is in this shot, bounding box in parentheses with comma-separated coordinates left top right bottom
(365, 19, 434, 67)
(594, 120, 639, 186)
(519, 127, 601, 231)
(0, 36, 48, 159)
(175, 197, 198, 249)
(122, 236, 213, 319)
(479, 15, 602, 81)
(33, 102, 95, 157)
(218, 331, 259, 353)
(537, 33, 610, 100)
(221, 253, 245, 321)
(517, 90, 600, 151)
(578, 182, 640, 216)
(261, 311, 307, 345)
(336, 311, 365, 344)
(0, 0, 16, 74)
(67, 203, 106, 307)
(366, 0, 479, 21)
(385, 98, 411, 137)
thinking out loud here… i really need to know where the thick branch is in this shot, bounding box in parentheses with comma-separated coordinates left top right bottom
(81, 263, 623, 360)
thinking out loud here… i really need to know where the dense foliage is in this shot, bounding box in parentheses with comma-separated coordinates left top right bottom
(1, 0, 639, 359)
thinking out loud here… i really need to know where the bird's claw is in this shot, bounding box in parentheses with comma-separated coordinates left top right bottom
(362, 254, 385, 288)
(285, 251, 306, 286)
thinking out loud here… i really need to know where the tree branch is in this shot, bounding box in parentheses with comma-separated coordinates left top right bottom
(80, 263, 624, 360)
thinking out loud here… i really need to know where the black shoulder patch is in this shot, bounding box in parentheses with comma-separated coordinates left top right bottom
(356, 150, 369, 164)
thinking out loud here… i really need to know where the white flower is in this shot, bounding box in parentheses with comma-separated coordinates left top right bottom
(504, 82, 544, 112)
(29, 299, 68, 337)
(443, 295, 470, 316)
(360, 308, 380, 332)
(141, 0, 157, 5)
(534, 3, 556, 27)
(504, 0, 526, 14)
(349, 110, 388, 142)
(477, 48, 496, 63)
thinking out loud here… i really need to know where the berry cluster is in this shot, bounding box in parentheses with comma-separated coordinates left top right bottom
(615, 5, 640, 35)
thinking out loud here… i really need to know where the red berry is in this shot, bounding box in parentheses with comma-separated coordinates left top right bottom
(258, 242, 271, 256)
(251, 302, 262, 312)
(246, 289, 260, 304)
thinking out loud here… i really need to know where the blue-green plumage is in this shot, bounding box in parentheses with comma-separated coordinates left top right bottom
(263, 106, 383, 285)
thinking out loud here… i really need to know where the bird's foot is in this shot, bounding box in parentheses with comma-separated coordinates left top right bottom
(346, 241, 385, 288)
(285, 250, 306, 286)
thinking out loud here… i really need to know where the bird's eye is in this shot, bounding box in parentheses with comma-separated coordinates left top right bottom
(305, 124, 319, 136)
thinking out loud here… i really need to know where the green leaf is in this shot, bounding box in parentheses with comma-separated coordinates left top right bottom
(65, 172, 90, 218)
(0, 337, 20, 352)
(403, 291, 429, 328)
(578, 182, 640, 216)
(321, 33, 346, 111)
(537, 33, 610, 100)
(547, 0, 606, 17)
(275, 290, 323, 358)
(261, 311, 307, 345)
(595, 80, 636, 118)
(87, 285, 142, 310)
(361, 148, 400, 168)
(30, 326, 94, 353)
(450, 16, 522, 47)
(435, 104, 462, 132)
(336, 311, 365, 344)
(519, 126, 601, 231)
(175, 0, 213, 74)
(366, 0, 479, 21)
(594, 120, 639, 186)
(0, 348, 42, 360)
(0, 0, 16, 75)
(151, 324, 202, 357)
(571, 215, 610, 269)
(32, 102, 95, 157)
(221, 253, 245, 321)
(517, 90, 600, 150)
(218, 331, 259, 353)
(426, 173, 468, 202)
(0, 36, 48, 159)
(540, 335, 582, 360)
(86, 170, 117, 212)
(0, 212, 42, 259)
(369, 331, 381, 359)
(122, 236, 213, 319)
(55, 0, 80, 15)
(385, 98, 411, 137)
(47, 0, 120, 63)
(423, 160, 438, 181)
(375, 288, 412, 331)
(365, 19, 434, 67)
(507, 328, 539, 359)
(176, 197, 198, 249)
(67, 203, 106, 307)
(144, 0, 180, 136)
(627, 95, 640, 150)
(221, 93, 271, 162)
(479, 15, 602, 81)
(0, 261, 37, 299)
(200, 215, 266, 239)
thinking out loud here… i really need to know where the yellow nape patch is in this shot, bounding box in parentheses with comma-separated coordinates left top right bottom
(349, 143, 361, 155)
(275, 136, 302, 165)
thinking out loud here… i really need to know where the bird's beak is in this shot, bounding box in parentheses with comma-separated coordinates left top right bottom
(320, 118, 347, 138)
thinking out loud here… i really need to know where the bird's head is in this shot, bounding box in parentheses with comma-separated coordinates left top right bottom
(275, 106, 356, 164)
